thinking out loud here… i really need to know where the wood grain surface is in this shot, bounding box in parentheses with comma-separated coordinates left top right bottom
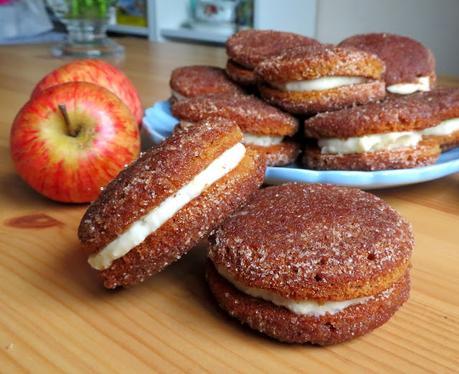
(0, 38, 458, 373)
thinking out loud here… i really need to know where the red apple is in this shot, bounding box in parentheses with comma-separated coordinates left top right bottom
(11, 81, 140, 203)
(31, 59, 143, 125)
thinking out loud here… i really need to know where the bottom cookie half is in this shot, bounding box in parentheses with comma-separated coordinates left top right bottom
(206, 262, 410, 345)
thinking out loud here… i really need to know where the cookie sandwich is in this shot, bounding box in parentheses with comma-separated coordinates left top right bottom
(339, 33, 436, 95)
(169, 65, 243, 103)
(207, 183, 413, 345)
(172, 94, 300, 166)
(255, 45, 386, 115)
(226, 29, 320, 86)
(78, 119, 266, 288)
(302, 91, 449, 170)
(416, 88, 459, 151)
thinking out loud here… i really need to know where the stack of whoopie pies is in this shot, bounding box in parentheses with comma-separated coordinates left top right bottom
(77, 27, 458, 346)
(169, 30, 457, 171)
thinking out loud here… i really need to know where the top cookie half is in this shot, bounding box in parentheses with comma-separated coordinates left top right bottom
(226, 29, 321, 69)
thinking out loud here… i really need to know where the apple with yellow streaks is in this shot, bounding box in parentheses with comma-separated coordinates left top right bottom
(31, 59, 143, 125)
(10, 81, 140, 203)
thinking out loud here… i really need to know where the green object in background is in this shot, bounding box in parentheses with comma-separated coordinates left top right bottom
(46, 0, 124, 58)
(66, 0, 116, 19)
(236, 0, 253, 29)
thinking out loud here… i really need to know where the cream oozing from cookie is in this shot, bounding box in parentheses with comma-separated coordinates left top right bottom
(271, 76, 367, 92)
(318, 117, 459, 154)
(216, 265, 387, 317)
(243, 133, 283, 147)
(386, 76, 430, 95)
(319, 131, 421, 154)
(178, 122, 284, 147)
(88, 143, 246, 270)
(420, 117, 459, 136)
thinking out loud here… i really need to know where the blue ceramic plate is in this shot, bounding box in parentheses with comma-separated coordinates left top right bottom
(143, 100, 459, 189)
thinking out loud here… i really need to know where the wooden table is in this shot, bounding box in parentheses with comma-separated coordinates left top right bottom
(0, 38, 458, 373)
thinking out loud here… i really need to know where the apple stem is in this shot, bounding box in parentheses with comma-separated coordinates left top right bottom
(58, 104, 78, 137)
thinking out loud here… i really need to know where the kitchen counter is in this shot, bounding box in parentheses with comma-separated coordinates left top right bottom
(0, 38, 458, 372)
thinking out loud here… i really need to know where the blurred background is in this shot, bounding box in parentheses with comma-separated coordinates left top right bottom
(0, 0, 458, 76)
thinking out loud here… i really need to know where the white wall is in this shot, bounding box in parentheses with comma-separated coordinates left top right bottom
(254, 0, 316, 38)
(150, 0, 459, 76)
(315, 0, 459, 77)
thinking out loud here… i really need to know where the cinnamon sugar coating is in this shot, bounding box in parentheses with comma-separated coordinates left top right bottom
(171, 94, 298, 136)
(208, 183, 413, 301)
(206, 262, 410, 345)
(424, 130, 459, 152)
(247, 141, 300, 166)
(255, 45, 385, 83)
(259, 81, 385, 115)
(304, 88, 459, 138)
(176, 122, 299, 166)
(339, 33, 436, 86)
(78, 119, 266, 288)
(226, 29, 320, 69)
(79, 119, 243, 254)
(303, 140, 440, 171)
(99, 149, 265, 288)
(169, 66, 243, 98)
(226, 59, 258, 86)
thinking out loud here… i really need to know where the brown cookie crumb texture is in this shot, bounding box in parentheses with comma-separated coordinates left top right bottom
(226, 59, 258, 86)
(339, 33, 436, 86)
(206, 262, 410, 345)
(226, 29, 320, 69)
(424, 130, 459, 152)
(78, 119, 242, 254)
(99, 149, 266, 288)
(255, 45, 385, 83)
(303, 140, 440, 171)
(170, 65, 243, 97)
(247, 141, 300, 166)
(304, 88, 459, 138)
(259, 81, 386, 115)
(171, 94, 299, 136)
(209, 183, 414, 301)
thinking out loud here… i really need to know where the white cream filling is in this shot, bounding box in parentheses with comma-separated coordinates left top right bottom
(243, 133, 284, 147)
(88, 143, 246, 270)
(421, 117, 459, 136)
(171, 89, 187, 101)
(386, 76, 430, 95)
(318, 117, 459, 155)
(217, 265, 378, 317)
(176, 123, 284, 147)
(319, 132, 422, 154)
(271, 76, 366, 92)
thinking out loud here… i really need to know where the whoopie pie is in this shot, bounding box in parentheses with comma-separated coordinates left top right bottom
(79, 119, 265, 288)
(169, 65, 243, 102)
(339, 32, 436, 95)
(225, 29, 320, 86)
(301, 89, 459, 170)
(172, 94, 300, 166)
(255, 45, 386, 115)
(207, 183, 413, 345)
